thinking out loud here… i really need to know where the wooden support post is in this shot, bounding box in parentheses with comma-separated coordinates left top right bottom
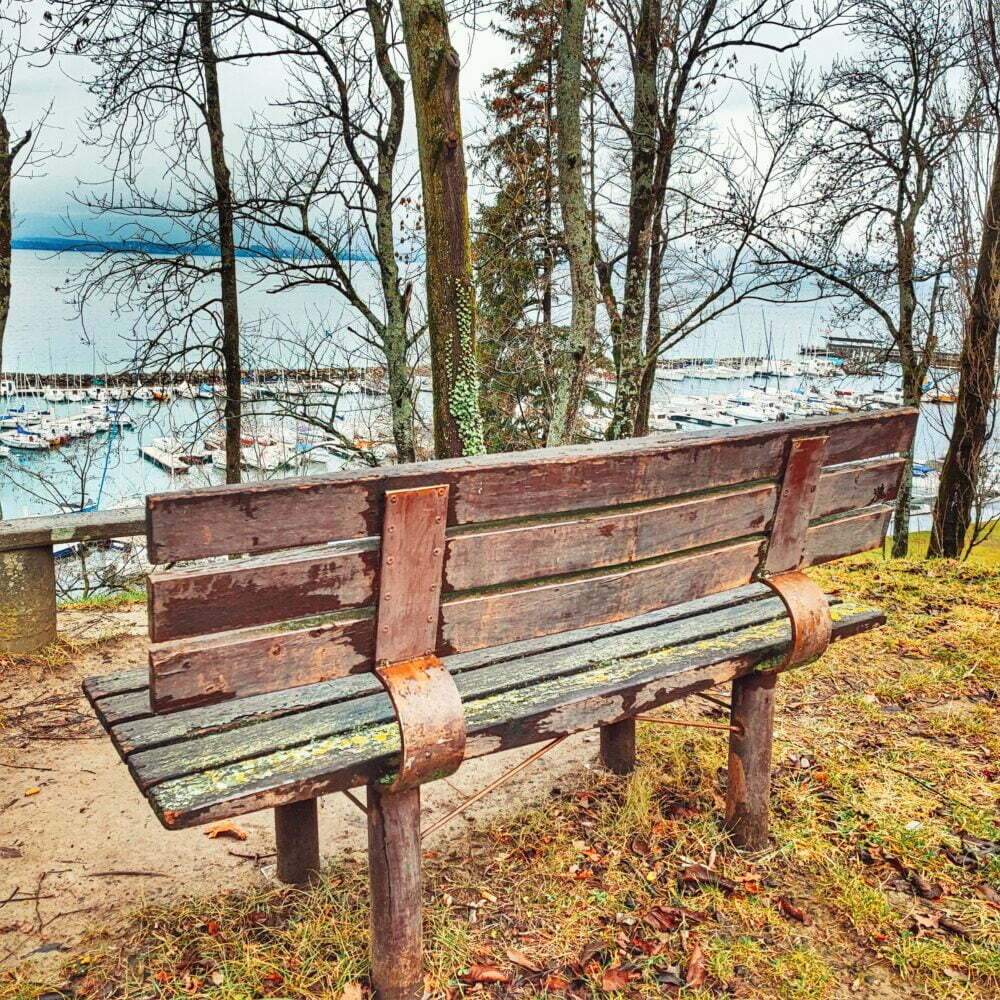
(274, 797, 320, 884)
(600, 717, 636, 775)
(368, 783, 423, 1000)
(725, 671, 777, 851)
(0, 545, 56, 654)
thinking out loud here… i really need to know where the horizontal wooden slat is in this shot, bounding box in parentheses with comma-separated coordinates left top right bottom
(133, 593, 800, 791)
(144, 600, 883, 827)
(146, 505, 886, 712)
(146, 409, 917, 562)
(0, 506, 145, 553)
(147, 457, 906, 643)
(90, 585, 773, 730)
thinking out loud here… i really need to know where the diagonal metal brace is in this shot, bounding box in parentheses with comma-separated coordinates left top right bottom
(376, 654, 466, 793)
(762, 570, 832, 671)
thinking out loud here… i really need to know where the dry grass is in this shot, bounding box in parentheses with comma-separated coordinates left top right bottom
(2, 537, 998, 999)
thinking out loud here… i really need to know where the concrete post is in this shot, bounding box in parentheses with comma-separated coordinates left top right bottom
(0, 545, 57, 654)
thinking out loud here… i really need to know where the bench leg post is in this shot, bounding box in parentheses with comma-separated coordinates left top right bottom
(368, 783, 423, 1000)
(275, 798, 320, 884)
(725, 672, 777, 851)
(600, 717, 636, 775)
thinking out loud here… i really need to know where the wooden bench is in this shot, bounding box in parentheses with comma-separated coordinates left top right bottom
(83, 409, 916, 999)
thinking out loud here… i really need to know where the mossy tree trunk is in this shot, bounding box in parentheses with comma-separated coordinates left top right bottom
(197, 2, 242, 484)
(400, 0, 485, 459)
(548, 0, 597, 447)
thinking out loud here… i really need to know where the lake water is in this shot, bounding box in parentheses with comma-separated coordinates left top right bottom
(0, 249, 963, 522)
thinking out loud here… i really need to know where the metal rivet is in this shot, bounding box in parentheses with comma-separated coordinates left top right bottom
(435, 516, 442, 523)
(426, 616, 433, 623)
(387, 556, 394, 565)
(437, 487, 445, 496)
(388, 525, 395, 532)
(433, 547, 441, 555)
(390, 496, 398, 504)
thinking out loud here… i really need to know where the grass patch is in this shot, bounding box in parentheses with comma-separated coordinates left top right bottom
(2, 553, 999, 998)
(57, 588, 147, 611)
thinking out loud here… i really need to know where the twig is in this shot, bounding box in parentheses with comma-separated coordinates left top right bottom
(88, 870, 167, 878)
(0, 762, 55, 772)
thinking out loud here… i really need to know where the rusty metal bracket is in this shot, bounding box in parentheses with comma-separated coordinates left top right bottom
(376, 654, 466, 793)
(373, 485, 467, 793)
(762, 570, 832, 670)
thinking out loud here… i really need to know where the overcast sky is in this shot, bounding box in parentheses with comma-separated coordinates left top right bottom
(6, 3, 514, 235)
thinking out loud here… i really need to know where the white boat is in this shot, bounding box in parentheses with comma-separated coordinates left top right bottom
(133, 386, 155, 401)
(43, 387, 66, 404)
(1, 427, 51, 450)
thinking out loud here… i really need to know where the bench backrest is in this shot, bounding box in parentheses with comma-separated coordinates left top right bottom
(145, 409, 917, 712)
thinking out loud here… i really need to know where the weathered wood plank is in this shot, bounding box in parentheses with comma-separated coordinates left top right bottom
(0, 506, 145, 553)
(146, 601, 883, 828)
(130, 596, 800, 790)
(146, 410, 917, 562)
(765, 436, 828, 574)
(146, 457, 906, 644)
(804, 506, 892, 564)
(146, 503, 889, 712)
(104, 585, 775, 740)
(439, 539, 765, 655)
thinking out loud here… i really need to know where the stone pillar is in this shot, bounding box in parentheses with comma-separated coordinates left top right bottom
(0, 546, 56, 654)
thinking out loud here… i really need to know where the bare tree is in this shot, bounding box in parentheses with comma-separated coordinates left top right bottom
(548, 0, 597, 444)
(590, 0, 840, 441)
(1, 5, 55, 374)
(46, 1, 249, 482)
(400, 0, 485, 458)
(929, 0, 1000, 558)
(229, 0, 421, 462)
(752, 0, 977, 555)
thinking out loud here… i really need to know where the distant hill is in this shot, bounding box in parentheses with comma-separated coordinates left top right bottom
(11, 236, 375, 261)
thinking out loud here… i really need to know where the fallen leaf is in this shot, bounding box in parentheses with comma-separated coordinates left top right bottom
(776, 897, 812, 925)
(261, 970, 284, 985)
(685, 940, 707, 989)
(911, 874, 943, 901)
(600, 966, 630, 992)
(0, 847, 22, 859)
(462, 965, 509, 984)
(643, 905, 682, 932)
(909, 911, 940, 936)
(206, 919, 220, 936)
(938, 915, 972, 939)
(204, 821, 248, 842)
(505, 948, 542, 973)
(975, 883, 1000, 909)
(678, 863, 737, 894)
(340, 983, 364, 1000)
(544, 973, 570, 991)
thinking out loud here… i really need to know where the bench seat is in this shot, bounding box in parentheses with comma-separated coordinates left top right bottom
(84, 583, 881, 830)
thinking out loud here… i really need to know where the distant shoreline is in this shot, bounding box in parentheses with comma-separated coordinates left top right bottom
(10, 238, 376, 261)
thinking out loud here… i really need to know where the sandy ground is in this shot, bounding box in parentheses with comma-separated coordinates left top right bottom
(0, 606, 603, 971)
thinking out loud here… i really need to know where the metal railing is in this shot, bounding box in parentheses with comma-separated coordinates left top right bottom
(0, 506, 145, 654)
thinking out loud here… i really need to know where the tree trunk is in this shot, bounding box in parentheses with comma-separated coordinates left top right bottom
(891, 223, 922, 558)
(0, 114, 11, 376)
(399, 0, 484, 459)
(369, 0, 416, 464)
(548, 0, 596, 447)
(197, 3, 242, 484)
(929, 139, 1000, 558)
(607, 0, 660, 441)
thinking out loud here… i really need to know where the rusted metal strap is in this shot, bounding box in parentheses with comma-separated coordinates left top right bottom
(374, 485, 466, 794)
(758, 435, 833, 670)
(762, 570, 832, 670)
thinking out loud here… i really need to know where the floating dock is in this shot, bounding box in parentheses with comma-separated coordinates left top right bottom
(139, 445, 190, 474)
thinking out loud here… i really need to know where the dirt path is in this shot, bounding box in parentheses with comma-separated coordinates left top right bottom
(0, 607, 601, 971)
